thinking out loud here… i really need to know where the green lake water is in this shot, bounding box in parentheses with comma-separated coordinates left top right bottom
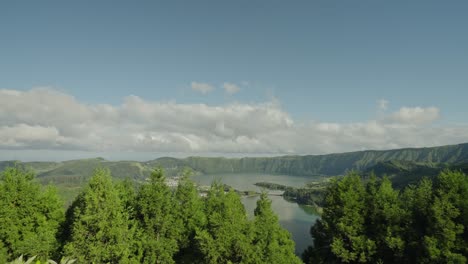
(192, 173, 320, 256)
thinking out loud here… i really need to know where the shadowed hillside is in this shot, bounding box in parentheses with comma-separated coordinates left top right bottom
(363, 159, 468, 188)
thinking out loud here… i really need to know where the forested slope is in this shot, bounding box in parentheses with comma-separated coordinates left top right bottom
(182, 142, 468, 176)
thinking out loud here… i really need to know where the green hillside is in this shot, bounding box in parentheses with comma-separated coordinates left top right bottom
(3, 142, 468, 181)
(364, 159, 468, 188)
(179, 142, 468, 176)
(0, 158, 154, 205)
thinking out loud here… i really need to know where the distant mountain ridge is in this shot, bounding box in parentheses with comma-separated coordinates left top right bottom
(1, 143, 468, 180)
(178, 142, 468, 176)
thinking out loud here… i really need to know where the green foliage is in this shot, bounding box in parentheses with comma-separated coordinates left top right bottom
(0, 164, 300, 263)
(423, 170, 467, 263)
(0, 240, 7, 264)
(62, 168, 136, 263)
(173, 170, 207, 263)
(256, 180, 327, 208)
(135, 168, 181, 263)
(284, 187, 325, 207)
(400, 178, 434, 262)
(324, 173, 376, 263)
(114, 178, 144, 261)
(3, 160, 467, 263)
(0, 167, 64, 261)
(304, 170, 468, 263)
(364, 176, 406, 263)
(249, 192, 302, 264)
(195, 182, 253, 264)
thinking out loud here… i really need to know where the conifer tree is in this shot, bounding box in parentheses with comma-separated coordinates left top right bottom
(63, 168, 135, 263)
(400, 178, 434, 263)
(304, 173, 376, 263)
(0, 167, 64, 261)
(196, 182, 252, 264)
(115, 178, 144, 261)
(365, 176, 405, 263)
(250, 192, 302, 264)
(173, 170, 206, 263)
(423, 170, 467, 263)
(135, 168, 181, 264)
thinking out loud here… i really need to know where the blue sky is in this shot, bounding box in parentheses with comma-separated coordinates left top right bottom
(1, 0, 468, 160)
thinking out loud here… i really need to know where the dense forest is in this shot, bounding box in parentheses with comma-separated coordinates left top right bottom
(0, 167, 301, 263)
(303, 170, 468, 263)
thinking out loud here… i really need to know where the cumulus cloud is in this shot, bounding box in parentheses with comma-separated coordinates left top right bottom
(191, 82, 214, 94)
(0, 88, 467, 155)
(223, 82, 240, 95)
(387, 106, 440, 125)
(0, 124, 61, 148)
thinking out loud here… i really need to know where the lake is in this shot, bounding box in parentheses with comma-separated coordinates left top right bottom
(192, 173, 320, 256)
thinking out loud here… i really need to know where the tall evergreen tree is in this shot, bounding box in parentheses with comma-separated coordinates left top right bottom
(63, 168, 135, 263)
(249, 192, 302, 264)
(115, 178, 138, 219)
(364, 176, 405, 263)
(173, 170, 206, 263)
(400, 178, 434, 263)
(0, 167, 64, 261)
(423, 170, 467, 263)
(196, 182, 253, 264)
(136, 168, 181, 264)
(304, 173, 376, 263)
(115, 178, 144, 261)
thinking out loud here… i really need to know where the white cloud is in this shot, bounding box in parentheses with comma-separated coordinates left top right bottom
(388, 106, 440, 125)
(223, 82, 240, 95)
(0, 124, 61, 148)
(378, 99, 389, 111)
(0, 88, 467, 156)
(191, 82, 214, 94)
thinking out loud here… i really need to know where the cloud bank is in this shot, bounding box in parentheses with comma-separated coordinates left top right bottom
(1, 88, 467, 155)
